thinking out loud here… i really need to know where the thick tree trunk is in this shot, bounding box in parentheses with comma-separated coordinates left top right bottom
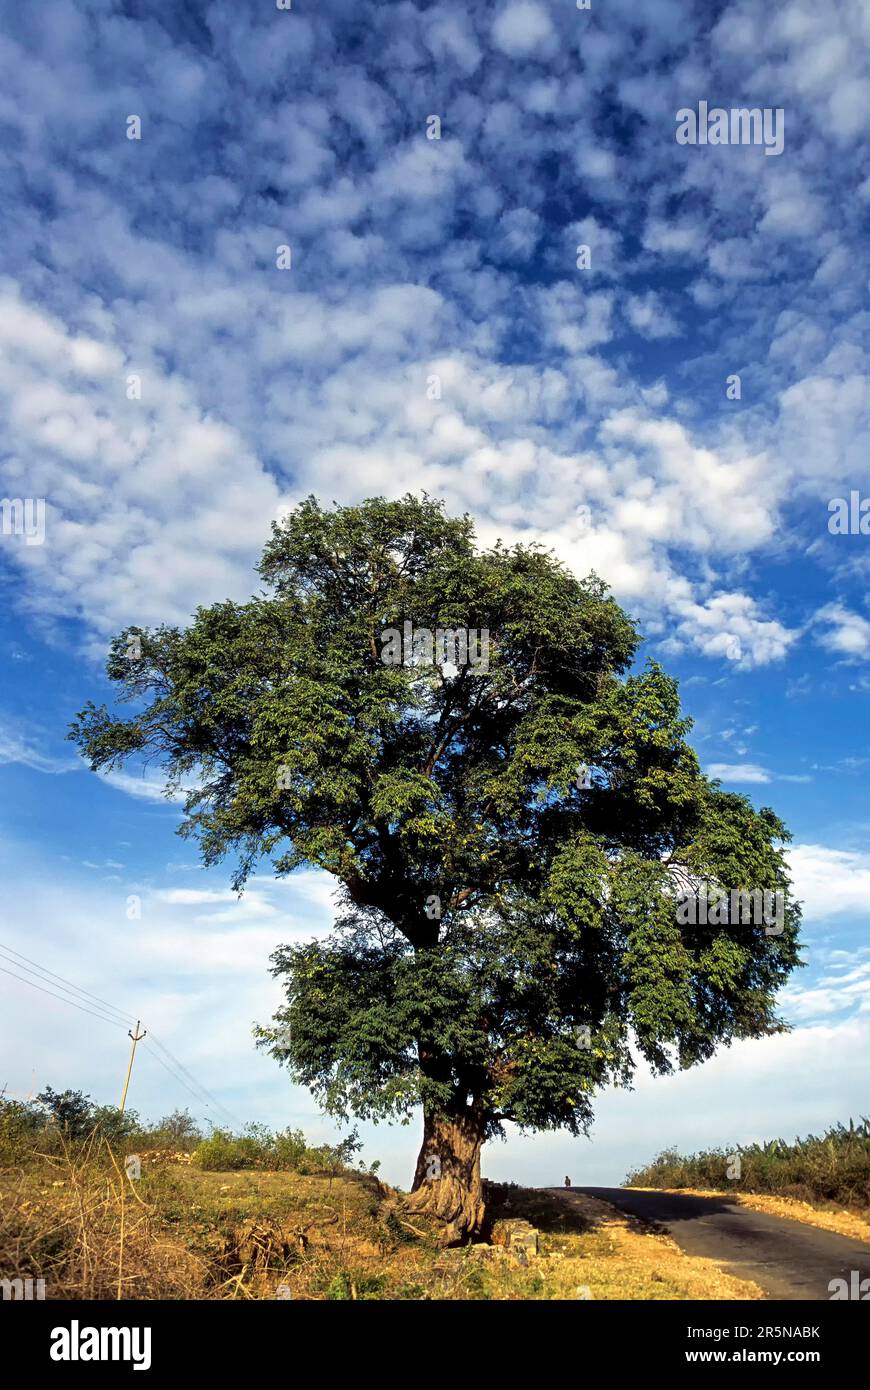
(405, 1106, 486, 1245)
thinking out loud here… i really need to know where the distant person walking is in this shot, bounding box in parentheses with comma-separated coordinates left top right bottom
(564, 1175, 571, 1188)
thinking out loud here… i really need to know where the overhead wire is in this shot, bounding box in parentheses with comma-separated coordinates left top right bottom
(0, 942, 136, 1026)
(0, 941, 243, 1128)
(0, 962, 130, 1030)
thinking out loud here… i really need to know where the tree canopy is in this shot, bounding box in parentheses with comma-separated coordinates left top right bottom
(70, 494, 802, 1240)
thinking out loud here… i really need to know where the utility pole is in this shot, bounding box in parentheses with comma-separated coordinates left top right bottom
(119, 1021, 146, 1113)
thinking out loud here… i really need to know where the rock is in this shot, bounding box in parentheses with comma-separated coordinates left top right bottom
(448, 1243, 509, 1261)
(491, 1218, 539, 1257)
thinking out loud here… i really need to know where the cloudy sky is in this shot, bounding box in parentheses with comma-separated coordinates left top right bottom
(1, 0, 869, 1187)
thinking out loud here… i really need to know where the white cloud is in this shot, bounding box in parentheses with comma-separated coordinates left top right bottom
(0, 281, 283, 644)
(491, 2, 554, 57)
(624, 290, 680, 339)
(707, 763, 771, 784)
(156, 889, 240, 905)
(787, 845, 870, 921)
(98, 770, 187, 804)
(812, 603, 870, 659)
(0, 729, 77, 775)
(783, 958, 870, 1022)
(668, 592, 797, 668)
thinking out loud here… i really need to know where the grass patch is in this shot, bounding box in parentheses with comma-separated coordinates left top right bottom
(0, 1094, 765, 1300)
(0, 1160, 760, 1300)
(626, 1116, 870, 1217)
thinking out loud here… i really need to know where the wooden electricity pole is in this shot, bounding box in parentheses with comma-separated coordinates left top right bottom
(119, 1021, 146, 1113)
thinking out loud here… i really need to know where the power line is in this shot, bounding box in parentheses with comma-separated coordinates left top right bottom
(0, 945, 243, 1129)
(0, 941, 137, 1017)
(0, 963, 129, 1030)
(0, 944, 136, 1027)
(138, 1041, 236, 1125)
(146, 1032, 243, 1127)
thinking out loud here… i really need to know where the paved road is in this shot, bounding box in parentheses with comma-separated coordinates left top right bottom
(550, 1186, 870, 1300)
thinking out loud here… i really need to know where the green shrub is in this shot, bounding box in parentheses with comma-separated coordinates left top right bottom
(626, 1117, 870, 1211)
(36, 1087, 94, 1140)
(89, 1105, 141, 1147)
(4, 1085, 377, 1183)
(1, 1089, 142, 1162)
(325, 1270, 385, 1300)
(0, 1099, 43, 1167)
(141, 1109, 202, 1151)
(192, 1127, 270, 1171)
(272, 1127, 310, 1169)
(190, 1123, 368, 1174)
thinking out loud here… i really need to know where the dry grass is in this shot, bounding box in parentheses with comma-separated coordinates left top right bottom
(471, 1186, 762, 1301)
(0, 1153, 763, 1301)
(0, 1138, 206, 1299)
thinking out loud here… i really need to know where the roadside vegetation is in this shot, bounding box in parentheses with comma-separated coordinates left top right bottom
(0, 1090, 757, 1300)
(0, 1088, 370, 1174)
(626, 1117, 870, 1217)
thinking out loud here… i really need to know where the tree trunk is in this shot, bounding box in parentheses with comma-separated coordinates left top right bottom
(405, 1106, 485, 1245)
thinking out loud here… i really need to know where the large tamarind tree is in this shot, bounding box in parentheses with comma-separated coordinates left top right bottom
(70, 494, 801, 1243)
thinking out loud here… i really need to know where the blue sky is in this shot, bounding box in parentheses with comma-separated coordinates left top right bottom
(1, 0, 870, 1187)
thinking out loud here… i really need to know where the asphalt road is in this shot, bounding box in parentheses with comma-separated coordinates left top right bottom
(551, 1186, 870, 1300)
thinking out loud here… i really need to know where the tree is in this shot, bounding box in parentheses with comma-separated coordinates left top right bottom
(34, 1088, 139, 1147)
(36, 1087, 94, 1140)
(89, 1103, 140, 1147)
(70, 494, 802, 1243)
(154, 1108, 201, 1145)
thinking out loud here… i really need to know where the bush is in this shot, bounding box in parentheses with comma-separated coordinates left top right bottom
(190, 1124, 366, 1174)
(0, 1098, 44, 1167)
(192, 1127, 270, 1171)
(89, 1105, 142, 1147)
(150, 1108, 201, 1148)
(625, 1117, 870, 1212)
(2, 1084, 375, 1184)
(272, 1127, 310, 1169)
(36, 1088, 94, 1140)
(325, 1270, 385, 1300)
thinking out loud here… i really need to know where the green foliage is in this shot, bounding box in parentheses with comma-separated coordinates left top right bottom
(191, 1123, 362, 1173)
(69, 494, 803, 1147)
(36, 1087, 95, 1140)
(1, 1091, 366, 1189)
(325, 1270, 386, 1300)
(89, 1105, 142, 1146)
(0, 1092, 141, 1163)
(626, 1118, 870, 1210)
(0, 1098, 44, 1166)
(192, 1127, 268, 1171)
(151, 1108, 201, 1146)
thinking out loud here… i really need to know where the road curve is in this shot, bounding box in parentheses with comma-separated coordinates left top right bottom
(550, 1186, 870, 1300)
